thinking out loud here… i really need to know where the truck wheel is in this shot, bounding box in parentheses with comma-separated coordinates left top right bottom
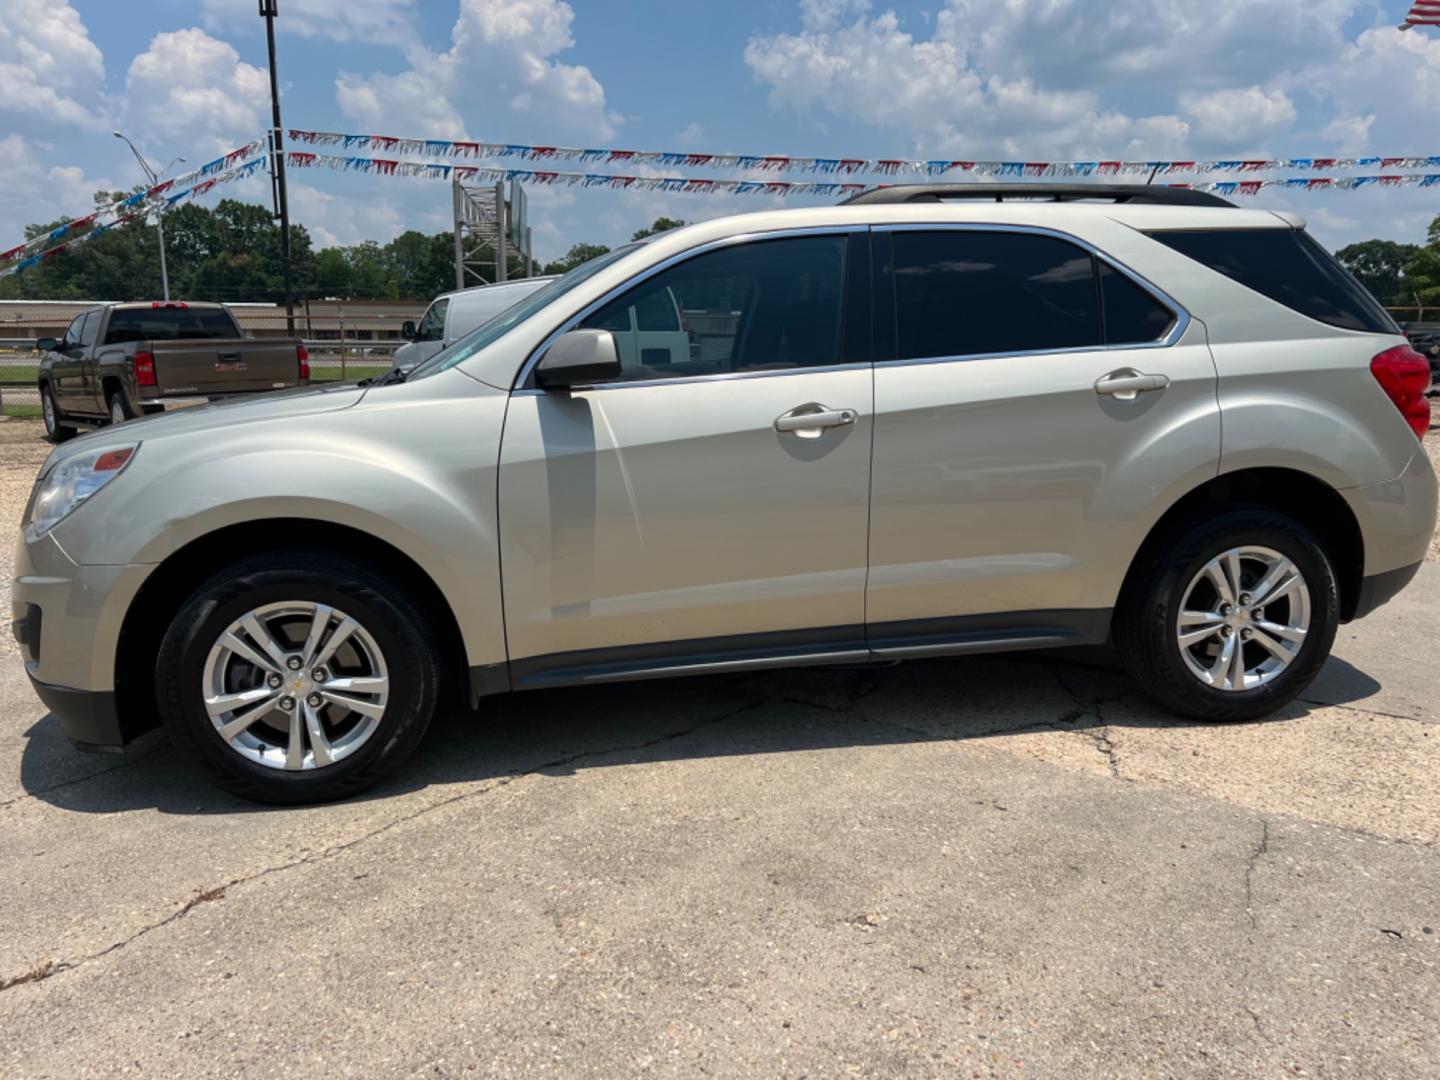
(41, 385, 76, 443)
(1114, 509, 1339, 723)
(106, 388, 135, 425)
(155, 551, 442, 804)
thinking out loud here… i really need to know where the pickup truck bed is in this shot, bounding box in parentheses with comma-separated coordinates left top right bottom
(38, 301, 308, 439)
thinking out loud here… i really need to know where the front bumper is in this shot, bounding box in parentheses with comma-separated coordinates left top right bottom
(24, 666, 127, 753)
(12, 531, 155, 750)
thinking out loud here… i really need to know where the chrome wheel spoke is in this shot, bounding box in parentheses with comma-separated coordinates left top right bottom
(240, 614, 290, 669)
(302, 701, 333, 767)
(1249, 628, 1294, 668)
(1255, 619, 1305, 644)
(1201, 558, 1235, 606)
(299, 604, 334, 666)
(321, 675, 388, 694)
(285, 703, 305, 770)
(320, 689, 385, 721)
(216, 694, 280, 742)
(1207, 633, 1237, 688)
(206, 685, 275, 719)
(312, 617, 358, 669)
(1177, 610, 1225, 647)
(218, 631, 280, 675)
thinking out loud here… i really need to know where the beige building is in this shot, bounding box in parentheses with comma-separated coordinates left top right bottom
(0, 299, 427, 343)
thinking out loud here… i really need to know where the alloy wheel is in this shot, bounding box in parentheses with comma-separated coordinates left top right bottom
(1175, 545, 1311, 692)
(201, 601, 390, 770)
(42, 391, 55, 433)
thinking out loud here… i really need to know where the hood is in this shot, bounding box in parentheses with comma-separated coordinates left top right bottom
(43, 382, 367, 471)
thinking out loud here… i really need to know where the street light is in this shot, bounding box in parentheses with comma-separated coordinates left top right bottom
(113, 131, 185, 301)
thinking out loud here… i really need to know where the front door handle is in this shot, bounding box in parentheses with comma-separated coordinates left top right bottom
(1094, 369, 1170, 400)
(774, 404, 858, 437)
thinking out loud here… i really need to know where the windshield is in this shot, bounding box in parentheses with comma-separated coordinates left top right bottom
(406, 245, 642, 382)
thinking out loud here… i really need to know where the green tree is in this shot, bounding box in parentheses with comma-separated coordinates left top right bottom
(631, 216, 687, 241)
(1336, 239, 1419, 305)
(541, 242, 610, 276)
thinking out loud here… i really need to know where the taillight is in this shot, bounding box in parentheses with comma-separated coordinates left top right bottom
(1370, 345, 1432, 440)
(297, 344, 310, 381)
(134, 350, 156, 387)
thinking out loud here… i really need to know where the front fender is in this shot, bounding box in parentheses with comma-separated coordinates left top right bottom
(51, 372, 509, 669)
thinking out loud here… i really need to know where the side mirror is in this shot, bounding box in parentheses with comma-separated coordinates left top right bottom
(35, 337, 57, 353)
(400, 320, 416, 341)
(536, 329, 621, 390)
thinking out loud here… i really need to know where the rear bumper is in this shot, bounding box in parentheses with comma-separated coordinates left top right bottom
(1341, 450, 1438, 589)
(1351, 561, 1422, 621)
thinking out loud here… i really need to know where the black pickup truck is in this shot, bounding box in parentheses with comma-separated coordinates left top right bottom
(37, 301, 308, 441)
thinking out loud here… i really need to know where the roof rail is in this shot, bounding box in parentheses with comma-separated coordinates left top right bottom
(840, 183, 1236, 208)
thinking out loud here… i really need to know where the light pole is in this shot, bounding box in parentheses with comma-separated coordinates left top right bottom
(113, 131, 184, 301)
(260, 0, 296, 333)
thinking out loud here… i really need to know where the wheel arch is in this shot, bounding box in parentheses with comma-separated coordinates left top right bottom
(1117, 467, 1366, 623)
(114, 518, 476, 733)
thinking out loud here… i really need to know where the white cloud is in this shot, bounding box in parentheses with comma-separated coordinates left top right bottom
(336, 0, 616, 142)
(743, 8, 1191, 157)
(1180, 87, 1297, 144)
(202, 0, 419, 45)
(1301, 26, 1440, 152)
(0, 135, 111, 232)
(124, 29, 270, 155)
(0, 0, 106, 129)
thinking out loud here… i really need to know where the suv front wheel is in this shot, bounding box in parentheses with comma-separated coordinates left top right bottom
(1116, 509, 1340, 722)
(155, 552, 441, 803)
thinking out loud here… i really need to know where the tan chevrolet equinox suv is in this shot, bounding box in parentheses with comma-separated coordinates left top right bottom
(13, 185, 1436, 803)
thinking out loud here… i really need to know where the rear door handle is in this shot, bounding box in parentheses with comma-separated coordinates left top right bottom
(774, 404, 858, 436)
(1094, 369, 1170, 400)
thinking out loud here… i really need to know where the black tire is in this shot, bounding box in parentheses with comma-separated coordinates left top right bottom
(155, 551, 442, 804)
(40, 384, 77, 443)
(1115, 508, 1339, 723)
(106, 386, 135, 425)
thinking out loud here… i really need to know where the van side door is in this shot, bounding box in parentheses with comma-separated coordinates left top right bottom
(410, 298, 448, 367)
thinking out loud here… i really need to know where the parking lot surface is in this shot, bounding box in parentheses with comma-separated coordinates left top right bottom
(1, 419, 1437, 1078)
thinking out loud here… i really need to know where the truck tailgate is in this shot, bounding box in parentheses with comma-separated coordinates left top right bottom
(149, 338, 303, 395)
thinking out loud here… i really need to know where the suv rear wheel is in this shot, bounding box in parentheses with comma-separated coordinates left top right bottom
(1116, 509, 1339, 722)
(155, 552, 441, 803)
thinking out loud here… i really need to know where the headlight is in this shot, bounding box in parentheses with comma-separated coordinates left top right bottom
(26, 445, 139, 539)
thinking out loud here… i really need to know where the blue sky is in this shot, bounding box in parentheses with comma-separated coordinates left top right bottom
(3, 0, 1439, 263)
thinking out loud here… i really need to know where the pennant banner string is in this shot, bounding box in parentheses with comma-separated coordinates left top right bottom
(1, 139, 265, 268)
(0, 156, 268, 279)
(288, 127, 1440, 179)
(283, 150, 1440, 199)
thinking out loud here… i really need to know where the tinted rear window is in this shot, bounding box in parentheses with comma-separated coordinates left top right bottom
(1099, 262, 1176, 344)
(891, 231, 1101, 360)
(104, 307, 240, 343)
(1148, 228, 1398, 334)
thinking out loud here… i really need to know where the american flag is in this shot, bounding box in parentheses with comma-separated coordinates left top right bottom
(1401, 1, 1440, 28)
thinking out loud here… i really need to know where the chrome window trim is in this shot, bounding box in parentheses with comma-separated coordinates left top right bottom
(871, 222, 1191, 368)
(513, 224, 870, 391)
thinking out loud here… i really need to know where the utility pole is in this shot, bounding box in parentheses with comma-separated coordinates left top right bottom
(113, 132, 184, 301)
(495, 180, 508, 283)
(452, 178, 465, 291)
(260, 0, 295, 334)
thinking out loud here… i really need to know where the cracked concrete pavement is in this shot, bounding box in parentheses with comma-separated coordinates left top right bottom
(0, 420, 1438, 1077)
